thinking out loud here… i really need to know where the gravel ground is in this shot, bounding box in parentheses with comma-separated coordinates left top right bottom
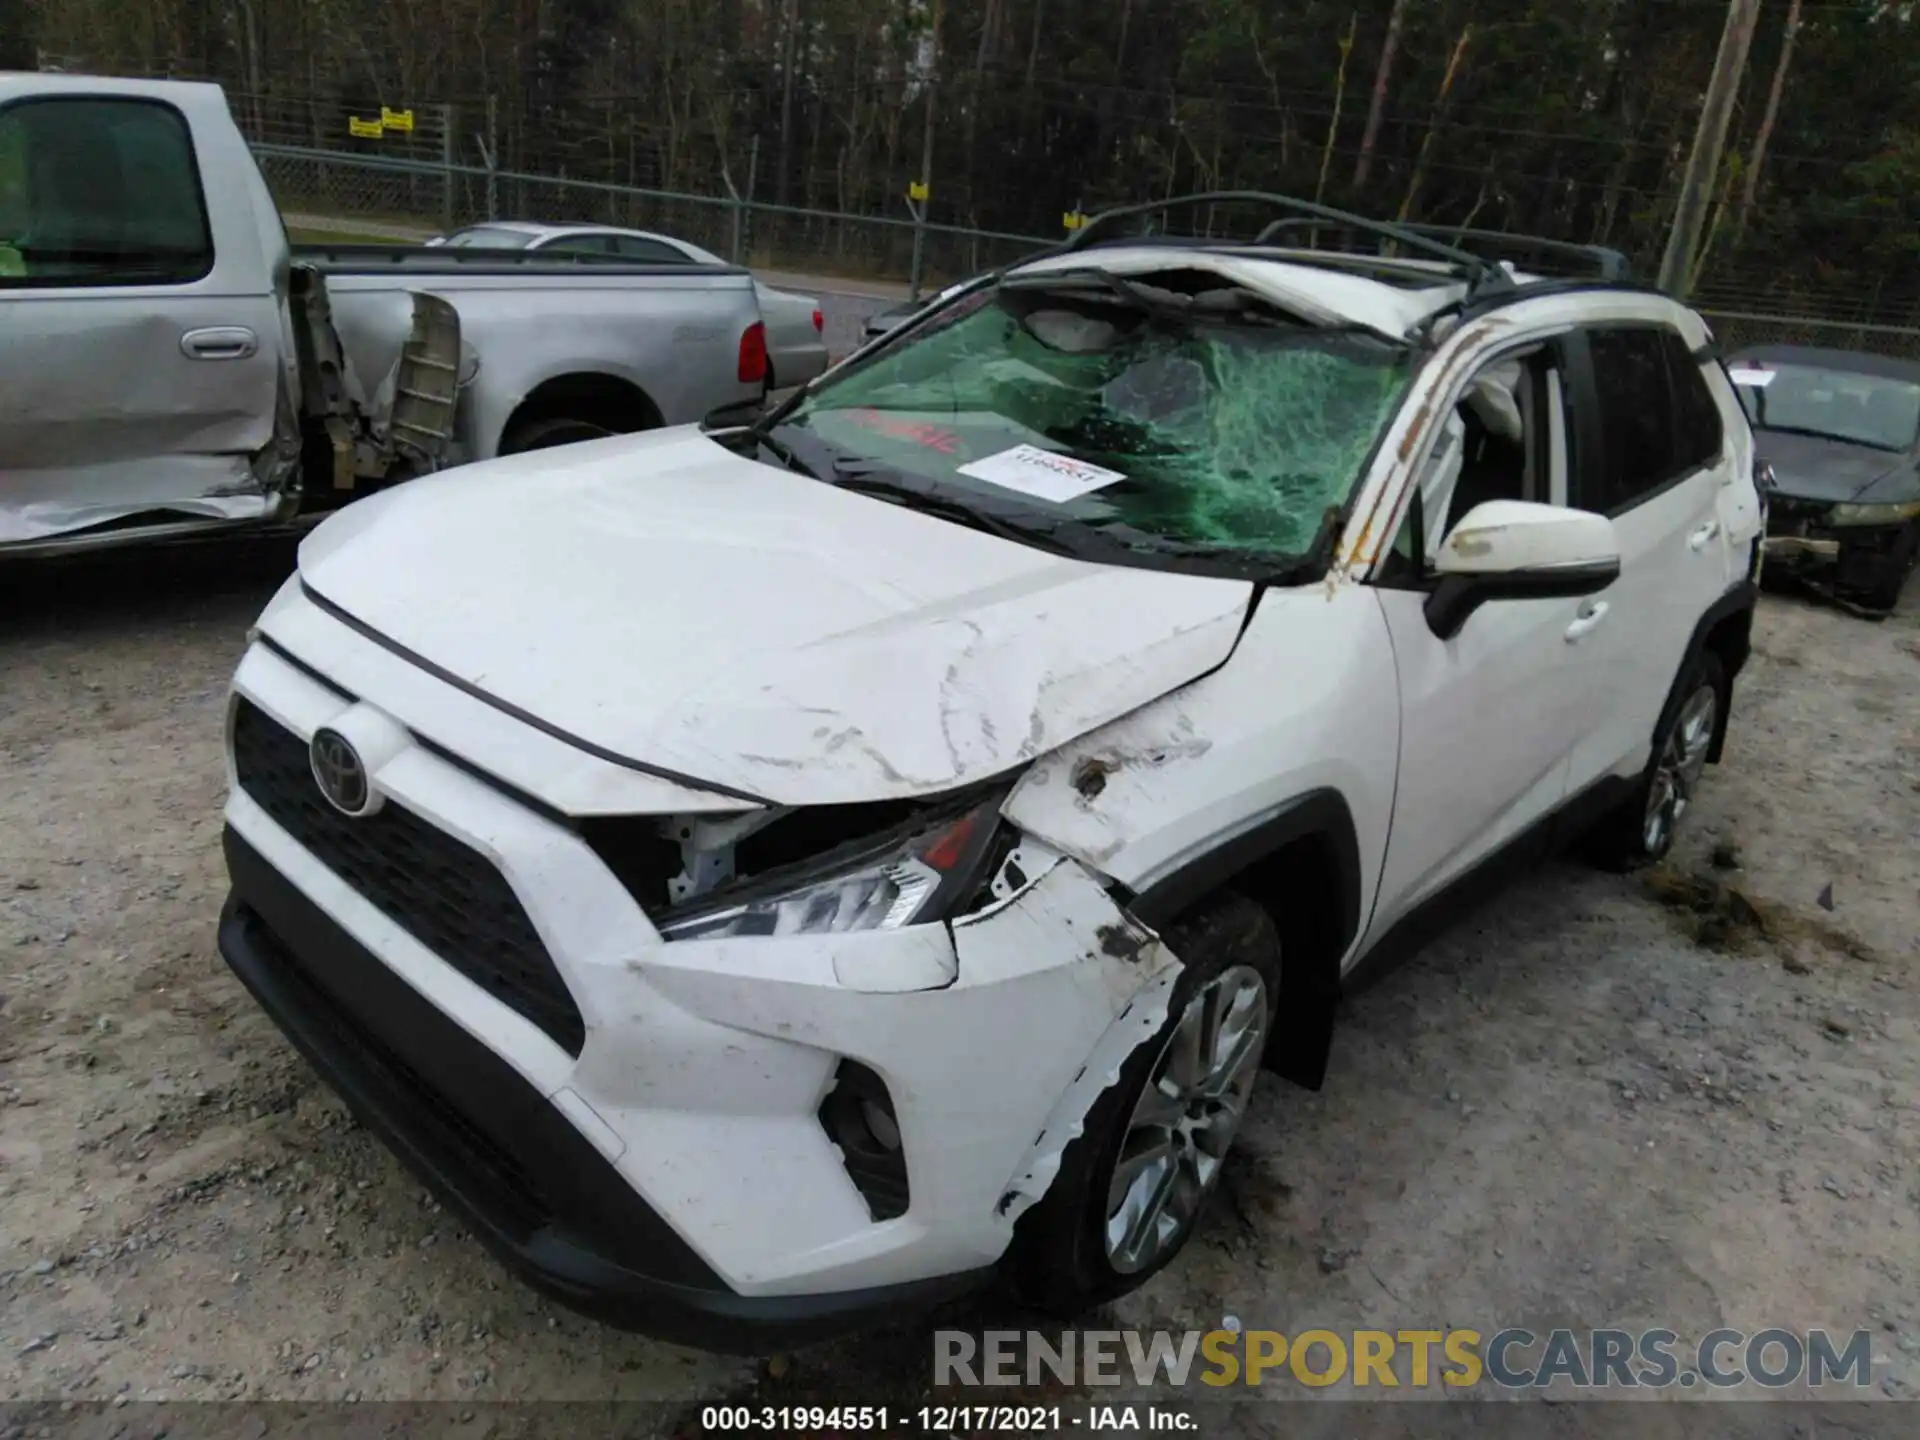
(1, 516, 1916, 1424)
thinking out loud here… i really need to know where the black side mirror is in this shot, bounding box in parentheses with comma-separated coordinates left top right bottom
(1422, 500, 1623, 640)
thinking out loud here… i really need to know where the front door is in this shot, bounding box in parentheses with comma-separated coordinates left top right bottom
(0, 93, 284, 547)
(1365, 338, 1610, 934)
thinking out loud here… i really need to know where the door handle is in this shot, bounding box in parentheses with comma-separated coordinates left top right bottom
(1688, 520, 1721, 552)
(1564, 600, 1610, 642)
(180, 326, 259, 361)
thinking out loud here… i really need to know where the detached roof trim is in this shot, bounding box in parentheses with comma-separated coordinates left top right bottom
(1010, 245, 1482, 342)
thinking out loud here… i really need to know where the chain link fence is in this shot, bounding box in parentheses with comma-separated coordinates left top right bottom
(253, 141, 1051, 295)
(231, 85, 1052, 297)
(238, 97, 1920, 360)
(1694, 309, 1920, 363)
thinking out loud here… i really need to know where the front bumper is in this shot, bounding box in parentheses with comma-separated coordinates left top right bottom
(218, 827, 989, 1352)
(1762, 500, 1912, 595)
(217, 607, 1182, 1340)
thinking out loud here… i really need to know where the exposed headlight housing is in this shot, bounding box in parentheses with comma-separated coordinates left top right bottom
(1828, 499, 1920, 527)
(657, 797, 1003, 941)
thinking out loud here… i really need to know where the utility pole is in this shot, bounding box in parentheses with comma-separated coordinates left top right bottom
(1657, 0, 1762, 298)
(775, 0, 800, 207)
(909, 0, 941, 299)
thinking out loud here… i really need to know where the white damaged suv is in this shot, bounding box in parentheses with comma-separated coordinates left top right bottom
(217, 196, 1766, 1352)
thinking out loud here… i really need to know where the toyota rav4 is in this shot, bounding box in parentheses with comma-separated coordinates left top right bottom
(215, 195, 1766, 1354)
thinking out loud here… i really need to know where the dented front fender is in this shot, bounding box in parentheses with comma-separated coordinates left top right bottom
(629, 852, 1186, 1283)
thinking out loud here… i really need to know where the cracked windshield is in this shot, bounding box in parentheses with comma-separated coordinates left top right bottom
(775, 274, 1414, 565)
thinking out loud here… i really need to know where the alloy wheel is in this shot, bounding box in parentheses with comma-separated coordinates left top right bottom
(1104, 964, 1270, 1275)
(1643, 682, 1718, 855)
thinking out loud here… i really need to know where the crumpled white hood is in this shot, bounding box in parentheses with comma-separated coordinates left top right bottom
(291, 427, 1254, 806)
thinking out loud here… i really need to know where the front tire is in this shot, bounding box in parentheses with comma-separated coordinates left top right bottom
(1004, 895, 1281, 1315)
(1587, 649, 1725, 871)
(1851, 521, 1918, 612)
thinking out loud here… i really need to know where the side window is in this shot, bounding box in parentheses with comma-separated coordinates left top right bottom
(611, 235, 692, 264)
(0, 98, 212, 287)
(1579, 326, 1714, 514)
(1381, 344, 1563, 583)
(1662, 330, 1724, 473)
(546, 234, 618, 256)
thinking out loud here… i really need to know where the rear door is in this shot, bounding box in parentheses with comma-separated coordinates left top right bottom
(1561, 323, 1736, 790)
(0, 92, 284, 546)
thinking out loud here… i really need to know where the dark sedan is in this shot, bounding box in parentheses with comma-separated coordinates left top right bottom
(1729, 344, 1920, 611)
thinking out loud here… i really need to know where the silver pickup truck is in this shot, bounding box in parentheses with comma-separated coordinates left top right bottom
(0, 74, 770, 556)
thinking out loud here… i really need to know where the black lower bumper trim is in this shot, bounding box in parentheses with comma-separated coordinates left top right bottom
(1765, 516, 1916, 597)
(217, 825, 991, 1353)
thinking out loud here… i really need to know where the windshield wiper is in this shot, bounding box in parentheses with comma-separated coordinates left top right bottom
(755, 430, 821, 477)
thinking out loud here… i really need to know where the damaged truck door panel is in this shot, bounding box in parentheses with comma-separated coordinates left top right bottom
(210, 192, 1763, 1352)
(0, 74, 767, 558)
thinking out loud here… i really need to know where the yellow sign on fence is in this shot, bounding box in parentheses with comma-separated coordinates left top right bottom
(907, 180, 930, 203)
(1063, 210, 1088, 230)
(348, 116, 384, 139)
(381, 107, 415, 133)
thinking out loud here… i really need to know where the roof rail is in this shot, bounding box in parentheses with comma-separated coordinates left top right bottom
(1058, 190, 1517, 303)
(1252, 217, 1632, 282)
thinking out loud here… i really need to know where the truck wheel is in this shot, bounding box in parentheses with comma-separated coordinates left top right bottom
(1004, 894, 1280, 1315)
(1586, 649, 1726, 872)
(500, 418, 615, 454)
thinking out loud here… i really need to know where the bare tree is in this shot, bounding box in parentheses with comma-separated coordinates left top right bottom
(1398, 22, 1474, 223)
(1352, 0, 1408, 191)
(1734, 0, 1802, 239)
(1316, 13, 1358, 206)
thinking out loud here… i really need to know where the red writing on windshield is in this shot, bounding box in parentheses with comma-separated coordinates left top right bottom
(844, 408, 962, 455)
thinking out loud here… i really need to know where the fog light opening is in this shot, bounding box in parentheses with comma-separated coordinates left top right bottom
(818, 1060, 910, 1221)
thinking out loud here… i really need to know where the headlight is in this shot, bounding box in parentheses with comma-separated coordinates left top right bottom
(1828, 499, 1920, 527)
(657, 799, 1002, 941)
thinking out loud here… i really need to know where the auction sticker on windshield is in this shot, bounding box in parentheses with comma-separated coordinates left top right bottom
(1727, 366, 1776, 387)
(957, 445, 1127, 503)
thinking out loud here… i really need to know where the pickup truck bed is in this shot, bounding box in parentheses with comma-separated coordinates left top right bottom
(303, 247, 765, 466)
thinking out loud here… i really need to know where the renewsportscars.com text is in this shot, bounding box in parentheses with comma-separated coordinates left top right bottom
(934, 1327, 1876, 1391)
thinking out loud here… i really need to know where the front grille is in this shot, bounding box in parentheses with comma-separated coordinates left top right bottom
(231, 698, 587, 1056)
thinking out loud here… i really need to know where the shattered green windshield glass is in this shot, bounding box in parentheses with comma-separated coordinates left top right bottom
(784, 286, 1414, 560)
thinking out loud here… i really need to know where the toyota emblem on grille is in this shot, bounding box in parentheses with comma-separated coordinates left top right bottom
(310, 728, 371, 815)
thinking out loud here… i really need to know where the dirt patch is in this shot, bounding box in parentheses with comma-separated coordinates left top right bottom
(1644, 866, 1880, 965)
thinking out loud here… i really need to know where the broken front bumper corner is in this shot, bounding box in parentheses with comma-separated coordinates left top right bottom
(1762, 513, 1913, 599)
(1762, 534, 1840, 562)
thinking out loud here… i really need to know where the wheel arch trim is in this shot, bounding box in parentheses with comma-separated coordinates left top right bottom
(1122, 787, 1363, 944)
(1119, 788, 1363, 1095)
